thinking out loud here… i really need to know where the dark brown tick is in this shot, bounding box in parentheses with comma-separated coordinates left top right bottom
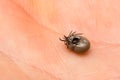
(59, 31, 90, 53)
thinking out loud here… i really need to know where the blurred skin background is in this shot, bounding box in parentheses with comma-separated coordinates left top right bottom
(0, 0, 120, 80)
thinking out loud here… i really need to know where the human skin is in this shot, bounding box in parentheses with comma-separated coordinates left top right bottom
(0, 0, 120, 80)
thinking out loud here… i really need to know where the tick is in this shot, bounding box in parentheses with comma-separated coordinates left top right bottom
(59, 31, 90, 53)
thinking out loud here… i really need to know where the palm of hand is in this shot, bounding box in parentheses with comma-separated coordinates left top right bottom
(0, 0, 120, 80)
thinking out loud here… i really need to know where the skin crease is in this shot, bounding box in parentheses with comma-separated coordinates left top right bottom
(0, 0, 120, 80)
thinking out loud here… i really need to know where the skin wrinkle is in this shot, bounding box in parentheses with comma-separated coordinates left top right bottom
(28, 64, 61, 80)
(12, 0, 61, 34)
(0, 51, 31, 80)
(10, 0, 45, 32)
(73, 72, 98, 80)
(10, 0, 53, 33)
(80, 58, 120, 80)
(91, 39, 120, 48)
(13, 0, 73, 33)
(50, 38, 70, 74)
(96, 55, 120, 80)
(7, 52, 61, 80)
(0, 1, 62, 77)
(1, 35, 61, 79)
(0, 22, 61, 80)
(7, 0, 34, 23)
(30, 65, 61, 80)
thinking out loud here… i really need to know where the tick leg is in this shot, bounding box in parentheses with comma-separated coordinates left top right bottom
(69, 31, 76, 37)
(68, 31, 73, 36)
(59, 38, 65, 41)
(65, 43, 69, 48)
(71, 31, 76, 36)
(74, 33, 83, 35)
(68, 31, 83, 37)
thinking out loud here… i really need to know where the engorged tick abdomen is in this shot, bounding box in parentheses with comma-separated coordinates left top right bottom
(71, 36, 90, 53)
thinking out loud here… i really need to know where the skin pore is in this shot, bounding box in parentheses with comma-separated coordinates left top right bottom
(0, 0, 120, 80)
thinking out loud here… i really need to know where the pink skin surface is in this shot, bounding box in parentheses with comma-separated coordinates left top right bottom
(0, 0, 120, 80)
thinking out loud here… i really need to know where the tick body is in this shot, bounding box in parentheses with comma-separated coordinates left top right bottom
(60, 31, 90, 53)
